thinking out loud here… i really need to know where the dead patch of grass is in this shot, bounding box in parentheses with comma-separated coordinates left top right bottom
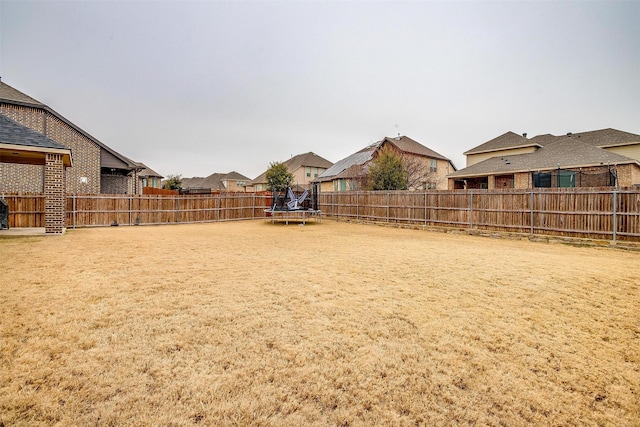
(1, 220, 639, 426)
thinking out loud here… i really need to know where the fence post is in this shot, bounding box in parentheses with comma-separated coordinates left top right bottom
(332, 192, 335, 221)
(386, 192, 390, 223)
(356, 192, 359, 221)
(612, 189, 617, 243)
(530, 190, 534, 235)
(129, 195, 133, 226)
(424, 191, 427, 227)
(72, 194, 76, 229)
(469, 190, 474, 229)
(175, 196, 180, 223)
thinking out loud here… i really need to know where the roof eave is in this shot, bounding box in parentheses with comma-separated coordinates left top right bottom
(463, 143, 543, 156)
(448, 160, 638, 179)
(0, 142, 73, 167)
(598, 141, 640, 148)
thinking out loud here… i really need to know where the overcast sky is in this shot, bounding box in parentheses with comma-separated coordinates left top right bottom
(1, 1, 638, 179)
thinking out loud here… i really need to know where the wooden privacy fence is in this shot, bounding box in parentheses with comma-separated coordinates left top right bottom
(2, 193, 45, 227)
(318, 188, 640, 242)
(67, 193, 273, 227)
(1, 193, 271, 229)
(2, 188, 639, 242)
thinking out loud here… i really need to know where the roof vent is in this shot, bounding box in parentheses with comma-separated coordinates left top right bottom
(567, 132, 572, 136)
(522, 133, 527, 138)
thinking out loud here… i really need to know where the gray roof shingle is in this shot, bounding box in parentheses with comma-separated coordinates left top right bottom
(250, 152, 333, 184)
(450, 137, 638, 178)
(317, 148, 376, 181)
(0, 114, 68, 150)
(385, 135, 451, 160)
(559, 128, 640, 148)
(0, 80, 44, 106)
(463, 131, 541, 155)
(135, 162, 163, 179)
(465, 128, 640, 156)
(182, 171, 250, 190)
(318, 136, 453, 181)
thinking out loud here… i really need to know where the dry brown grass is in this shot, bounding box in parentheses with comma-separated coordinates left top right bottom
(1, 220, 639, 426)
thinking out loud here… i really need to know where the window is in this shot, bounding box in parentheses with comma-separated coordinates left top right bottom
(430, 159, 437, 173)
(314, 167, 318, 178)
(306, 167, 311, 177)
(557, 171, 575, 188)
(533, 172, 552, 188)
(533, 171, 575, 188)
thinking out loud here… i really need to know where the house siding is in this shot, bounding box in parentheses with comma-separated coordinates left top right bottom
(223, 179, 247, 192)
(319, 181, 334, 193)
(292, 166, 327, 189)
(605, 144, 640, 162)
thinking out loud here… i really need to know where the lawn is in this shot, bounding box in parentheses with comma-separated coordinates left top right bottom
(1, 220, 639, 426)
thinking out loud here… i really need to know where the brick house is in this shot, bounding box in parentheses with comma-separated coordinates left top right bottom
(448, 129, 640, 189)
(0, 114, 72, 233)
(181, 171, 250, 193)
(136, 163, 164, 191)
(248, 152, 333, 192)
(0, 79, 156, 195)
(315, 136, 455, 192)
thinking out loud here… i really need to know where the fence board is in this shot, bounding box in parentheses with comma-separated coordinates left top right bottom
(318, 188, 640, 242)
(3, 189, 639, 242)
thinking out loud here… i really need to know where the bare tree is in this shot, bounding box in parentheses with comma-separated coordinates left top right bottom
(398, 154, 448, 190)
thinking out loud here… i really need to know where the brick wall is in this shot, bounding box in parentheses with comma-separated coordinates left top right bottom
(44, 153, 65, 233)
(101, 174, 129, 194)
(514, 172, 531, 189)
(0, 102, 101, 194)
(44, 113, 100, 194)
(0, 103, 45, 132)
(615, 164, 640, 187)
(0, 162, 44, 192)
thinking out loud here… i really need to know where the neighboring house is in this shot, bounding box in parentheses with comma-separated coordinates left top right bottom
(136, 163, 164, 190)
(0, 78, 157, 194)
(181, 171, 250, 193)
(449, 129, 640, 189)
(315, 136, 455, 192)
(248, 152, 333, 192)
(0, 114, 72, 233)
